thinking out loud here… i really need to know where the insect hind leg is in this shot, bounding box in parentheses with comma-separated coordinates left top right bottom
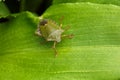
(52, 41, 58, 57)
(62, 34, 74, 39)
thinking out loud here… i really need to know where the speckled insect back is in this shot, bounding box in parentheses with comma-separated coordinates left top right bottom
(35, 18, 73, 57)
(39, 19, 64, 42)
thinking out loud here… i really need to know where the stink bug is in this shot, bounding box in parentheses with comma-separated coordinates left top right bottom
(35, 17, 73, 56)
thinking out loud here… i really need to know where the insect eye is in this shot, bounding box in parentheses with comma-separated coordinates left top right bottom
(40, 19, 48, 26)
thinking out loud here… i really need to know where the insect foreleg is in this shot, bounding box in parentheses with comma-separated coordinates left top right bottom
(52, 41, 58, 57)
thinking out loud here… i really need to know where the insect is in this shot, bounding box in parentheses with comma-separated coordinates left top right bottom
(35, 17, 73, 56)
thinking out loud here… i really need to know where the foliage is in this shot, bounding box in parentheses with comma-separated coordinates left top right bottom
(53, 0, 120, 6)
(0, 2, 10, 18)
(0, 0, 120, 80)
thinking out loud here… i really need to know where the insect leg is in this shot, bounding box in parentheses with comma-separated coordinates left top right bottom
(35, 27, 42, 36)
(59, 16, 64, 24)
(64, 25, 70, 31)
(59, 16, 64, 29)
(59, 24, 62, 29)
(61, 34, 74, 39)
(52, 41, 58, 57)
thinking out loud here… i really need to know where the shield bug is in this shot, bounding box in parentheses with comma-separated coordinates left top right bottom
(35, 17, 73, 56)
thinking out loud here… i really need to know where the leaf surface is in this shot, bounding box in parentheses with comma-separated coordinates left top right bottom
(0, 2, 10, 18)
(0, 3, 120, 80)
(53, 0, 120, 6)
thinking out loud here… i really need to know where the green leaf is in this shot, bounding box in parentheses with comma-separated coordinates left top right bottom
(0, 2, 10, 18)
(53, 0, 120, 6)
(0, 2, 120, 80)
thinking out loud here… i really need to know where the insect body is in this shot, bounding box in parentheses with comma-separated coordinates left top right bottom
(35, 19, 73, 56)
